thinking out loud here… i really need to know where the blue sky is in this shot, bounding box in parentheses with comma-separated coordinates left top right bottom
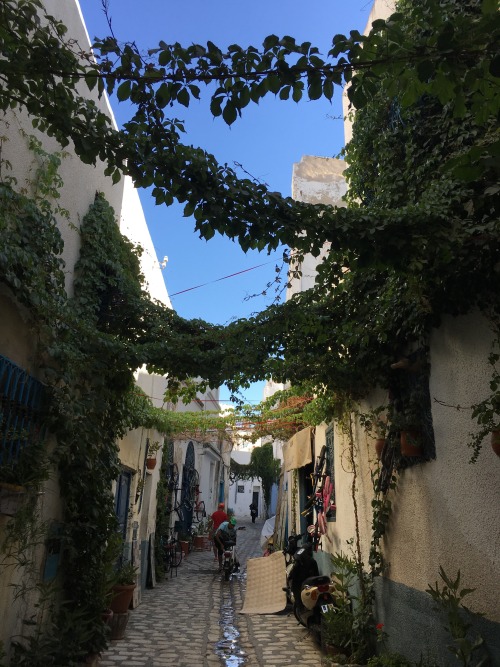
(78, 0, 374, 402)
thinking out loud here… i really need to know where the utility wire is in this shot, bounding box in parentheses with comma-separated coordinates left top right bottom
(169, 261, 272, 297)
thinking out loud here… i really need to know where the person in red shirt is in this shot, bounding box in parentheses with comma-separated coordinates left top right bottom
(211, 502, 228, 562)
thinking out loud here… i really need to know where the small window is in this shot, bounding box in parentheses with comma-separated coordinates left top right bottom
(237, 485, 244, 493)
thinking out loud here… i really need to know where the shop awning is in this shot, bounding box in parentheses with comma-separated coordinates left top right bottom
(283, 427, 313, 471)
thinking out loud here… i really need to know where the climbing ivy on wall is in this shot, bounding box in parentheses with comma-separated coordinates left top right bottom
(0, 182, 319, 661)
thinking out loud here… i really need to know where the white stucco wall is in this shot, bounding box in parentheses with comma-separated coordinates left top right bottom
(287, 156, 347, 298)
(326, 312, 500, 626)
(286, 96, 500, 648)
(119, 178, 172, 309)
(229, 450, 263, 518)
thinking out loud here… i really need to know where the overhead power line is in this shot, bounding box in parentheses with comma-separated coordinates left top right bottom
(169, 261, 272, 297)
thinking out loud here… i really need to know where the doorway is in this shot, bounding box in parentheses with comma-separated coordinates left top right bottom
(252, 490, 259, 512)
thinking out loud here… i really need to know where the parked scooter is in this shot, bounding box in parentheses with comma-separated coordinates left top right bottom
(283, 533, 304, 602)
(283, 534, 336, 636)
(222, 539, 239, 580)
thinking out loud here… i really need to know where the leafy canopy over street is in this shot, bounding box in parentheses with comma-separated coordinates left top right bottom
(1, 0, 499, 660)
(2, 0, 498, 405)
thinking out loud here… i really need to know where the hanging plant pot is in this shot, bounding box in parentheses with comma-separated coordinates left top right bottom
(491, 430, 500, 457)
(146, 457, 157, 470)
(0, 482, 27, 516)
(400, 430, 423, 457)
(374, 438, 386, 460)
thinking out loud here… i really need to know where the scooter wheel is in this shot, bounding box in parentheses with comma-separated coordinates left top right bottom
(320, 613, 328, 649)
(293, 602, 306, 627)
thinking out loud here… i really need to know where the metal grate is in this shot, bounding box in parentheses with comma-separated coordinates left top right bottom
(0, 354, 46, 466)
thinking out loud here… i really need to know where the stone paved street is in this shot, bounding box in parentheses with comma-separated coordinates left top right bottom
(99, 518, 324, 666)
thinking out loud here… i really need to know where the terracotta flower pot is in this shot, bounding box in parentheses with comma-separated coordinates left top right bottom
(193, 535, 208, 551)
(180, 540, 189, 557)
(400, 430, 423, 457)
(491, 430, 500, 457)
(110, 584, 135, 614)
(146, 457, 157, 470)
(375, 438, 386, 460)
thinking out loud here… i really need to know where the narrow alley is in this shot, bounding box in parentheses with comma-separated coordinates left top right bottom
(99, 519, 324, 667)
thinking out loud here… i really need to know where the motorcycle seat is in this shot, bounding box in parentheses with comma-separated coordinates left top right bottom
(302, 574, 331, 588)
(224, 540, 236, 547)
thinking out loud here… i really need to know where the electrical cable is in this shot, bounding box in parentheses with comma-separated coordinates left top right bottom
(169, 261, 272, 297)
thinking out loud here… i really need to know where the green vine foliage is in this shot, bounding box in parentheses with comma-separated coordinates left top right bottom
(0, 0, 497, 254)
(1, 0, 499, 413)
(1, 0, 500, 658)
(0, 182, 304, 661)
(369, 468, 398, 577)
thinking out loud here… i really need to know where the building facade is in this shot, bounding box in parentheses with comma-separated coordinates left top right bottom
(0, 1, 229, 660)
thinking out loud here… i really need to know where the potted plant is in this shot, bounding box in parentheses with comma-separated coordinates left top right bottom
(392, 387, 425, 457)
(359, 406, 388, 460)
(400, 429, 423, 456)
(321, 552, 357, 658)
(146, 439, 162, 470)
(397, 404, 423, 455)
(96, 532, 124, 629)
(322, 552, 375, 663)
(321, 606, 352, 659)
(193, 519, 209, 550)
(109, 561, 137, 614)
(178, 532, 191, 557)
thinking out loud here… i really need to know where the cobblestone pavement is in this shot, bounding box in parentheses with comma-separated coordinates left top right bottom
(99, 518, 324, 666)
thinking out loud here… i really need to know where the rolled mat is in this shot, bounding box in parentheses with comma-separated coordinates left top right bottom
(239, 550, 287, 614)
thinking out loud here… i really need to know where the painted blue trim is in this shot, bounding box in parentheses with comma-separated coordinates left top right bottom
(0, 353, 46, 465)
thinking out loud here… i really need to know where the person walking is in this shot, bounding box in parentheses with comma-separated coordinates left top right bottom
(210, 502, 228, 562)
(249, 502, 258, 523)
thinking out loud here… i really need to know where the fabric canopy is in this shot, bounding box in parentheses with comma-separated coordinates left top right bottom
(283, 427, 312, 471)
